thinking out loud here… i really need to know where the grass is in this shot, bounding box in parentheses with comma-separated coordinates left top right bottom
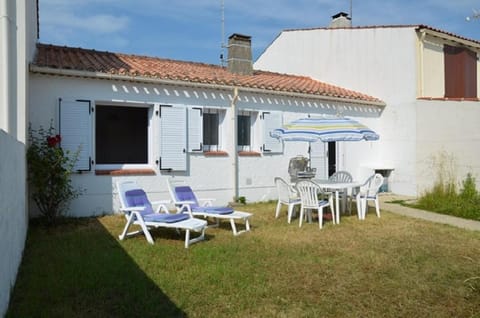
(396, 173, 480, 221)
(7, 202, 480, 317)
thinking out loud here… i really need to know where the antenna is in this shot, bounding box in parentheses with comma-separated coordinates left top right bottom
(466, 9, 480, 21)
(220, 0, 226, 66)
(350, 0, 353, 25)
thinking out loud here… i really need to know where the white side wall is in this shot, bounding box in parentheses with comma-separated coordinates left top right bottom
(0, 1, 36, 315)
(255, 27, 419, 195)
(29, 74, 382, 216)
(0, 131, 27, 317)
(416, 99, 480, 193)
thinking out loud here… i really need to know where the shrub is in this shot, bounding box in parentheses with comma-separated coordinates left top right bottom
(27, 123, 83, 225)
(413, 152, 480, 220)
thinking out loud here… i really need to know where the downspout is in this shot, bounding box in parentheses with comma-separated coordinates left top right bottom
(231, 87, 239, 201)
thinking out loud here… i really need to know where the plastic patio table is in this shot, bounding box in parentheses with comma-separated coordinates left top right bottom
(312, 179, 362, 224)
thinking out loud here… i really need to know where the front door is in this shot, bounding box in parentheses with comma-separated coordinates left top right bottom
(328, 142, 336, 177)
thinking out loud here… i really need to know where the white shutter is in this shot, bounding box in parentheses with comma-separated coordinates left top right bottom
(59, 98, 92, 171)
(310, 142, 328, 179)
(188, 107, 203, 152)
(262, 111, 283, 153)
(159, 105, 187, 171)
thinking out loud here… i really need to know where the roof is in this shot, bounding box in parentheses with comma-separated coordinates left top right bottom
(31, 43, 384, 106)
(283, 24, 480, 47)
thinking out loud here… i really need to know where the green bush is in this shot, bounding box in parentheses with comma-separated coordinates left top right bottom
(27, 123, 83, 225)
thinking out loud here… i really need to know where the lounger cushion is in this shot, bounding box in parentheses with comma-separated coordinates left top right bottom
(125, 189, 154, 215)
(192, 206, 234, 214)
(174, 186, 199, 207)
(126, 189, 190, 223)
(143, 213, 190, 223)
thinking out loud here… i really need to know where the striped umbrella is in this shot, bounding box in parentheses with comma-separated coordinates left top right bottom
(270, 116, 379, 142)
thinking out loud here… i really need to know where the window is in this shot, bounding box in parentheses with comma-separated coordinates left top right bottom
(444, 45, 477, 98)
(95, 105, 148, 164)
(203, 112, 219, 151)
(238, 114, 251, 149)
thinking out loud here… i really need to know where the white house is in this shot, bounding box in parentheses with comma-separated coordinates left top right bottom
(255, 13, 480, 196)
(0, 0, 37, 315)
(5, 4, 479, 315)
(29, 34, 385, 217)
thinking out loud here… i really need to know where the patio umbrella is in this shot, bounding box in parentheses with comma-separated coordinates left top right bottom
(270, 116, 379, 143)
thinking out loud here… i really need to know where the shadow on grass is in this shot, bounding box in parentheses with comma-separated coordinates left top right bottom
(6, 218, 185, 317)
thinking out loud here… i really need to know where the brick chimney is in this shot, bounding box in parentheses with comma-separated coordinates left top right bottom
(227, 34, 253, 75)
(329, 12, 352, 28)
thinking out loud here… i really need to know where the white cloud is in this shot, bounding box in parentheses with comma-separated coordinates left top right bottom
(40, 1, 130, 35)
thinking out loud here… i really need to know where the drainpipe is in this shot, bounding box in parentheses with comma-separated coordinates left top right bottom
(231, 87, 239, 201)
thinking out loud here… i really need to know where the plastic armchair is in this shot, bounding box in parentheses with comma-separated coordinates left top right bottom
(329, 171, 353, 213)
(295, 180, 334, 229)
(355, 173, 384, 220)
(274, 177, 302, 223)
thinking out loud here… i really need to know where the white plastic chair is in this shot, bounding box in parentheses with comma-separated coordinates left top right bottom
(116, 180, 207, 248)
(355, 174, 384, 220)
(274, 177, 302, 223)
(295, 180, 334, 229)
(329, 170, 353, 213)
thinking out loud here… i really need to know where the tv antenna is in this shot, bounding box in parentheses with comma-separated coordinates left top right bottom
(466, 9, 480, 21)
(220, 0, 226, 66)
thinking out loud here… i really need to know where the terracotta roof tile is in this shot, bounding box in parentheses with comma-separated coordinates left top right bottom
(32, 43, 384, 105)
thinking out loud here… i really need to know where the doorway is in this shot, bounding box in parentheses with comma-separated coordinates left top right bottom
(328, 142, 336, 177)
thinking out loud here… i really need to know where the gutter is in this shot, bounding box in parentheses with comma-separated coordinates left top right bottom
(29, 65, 386, 108)
(417, 27, 480, 51)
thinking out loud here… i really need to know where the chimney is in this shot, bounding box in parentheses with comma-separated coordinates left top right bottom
(227, 33, 253, 75)
(329, 12, 352, 28)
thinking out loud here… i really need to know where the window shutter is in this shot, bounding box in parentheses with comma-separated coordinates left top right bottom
(59, 98, 92, 171)
(444, 45, 477, 98)
(159, 105, 187, 171)
(188, 107, 203, 152)
(262, 111, 283, 153)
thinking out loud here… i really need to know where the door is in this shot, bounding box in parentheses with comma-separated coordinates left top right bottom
(328, 142, 336, 177)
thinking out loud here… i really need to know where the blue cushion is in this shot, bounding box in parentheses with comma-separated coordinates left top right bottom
(125, 189, 154, 216)
(143, 213, 189, 223)
(175, 186, 199, 207)
(192, 206, 234, 215)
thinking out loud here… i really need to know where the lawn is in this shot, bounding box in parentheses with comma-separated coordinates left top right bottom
(7, 202, 480, 317)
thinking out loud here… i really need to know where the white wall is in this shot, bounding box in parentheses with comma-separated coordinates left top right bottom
(0, 1, 37, 315)
(416, 99, 480, 193)
(255, 27, 421, 196)
(0, 131, 27, 317)
(29, 73, 382, 216)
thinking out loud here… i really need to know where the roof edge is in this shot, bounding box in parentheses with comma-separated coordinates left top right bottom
(29, 65, 386, 108)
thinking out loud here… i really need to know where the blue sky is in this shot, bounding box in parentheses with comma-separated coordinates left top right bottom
(39, 0, 480, 65)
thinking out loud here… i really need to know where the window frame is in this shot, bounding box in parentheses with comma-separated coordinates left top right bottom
(237, 112, 252, 151)
(203, 108, 224, 152)
(94, 102, 155, 171)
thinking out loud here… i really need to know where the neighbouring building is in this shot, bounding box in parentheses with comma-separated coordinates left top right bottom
(255, 15, 480, 196)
